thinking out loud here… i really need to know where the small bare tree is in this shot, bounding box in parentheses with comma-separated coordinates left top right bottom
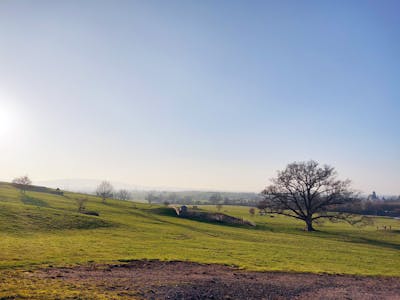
(12, 175, 32, 193)
(145, 193, 154, 205)
(77, 198, 87, 212)
(117, 189, 131, 201)
(96, 181, 114, 203)
(249, 207, 255, 216)
(261, 160, 364, 231)
(216, 203, 223, 211)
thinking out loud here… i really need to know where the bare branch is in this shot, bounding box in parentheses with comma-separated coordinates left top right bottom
(260, 160, 363, 231)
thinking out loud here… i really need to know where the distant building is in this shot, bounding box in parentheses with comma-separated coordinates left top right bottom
(368, 191, 379, 201)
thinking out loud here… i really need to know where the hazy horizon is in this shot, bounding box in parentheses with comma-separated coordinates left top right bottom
(34, 178, 258, 193)
(1, 1, 399, 194)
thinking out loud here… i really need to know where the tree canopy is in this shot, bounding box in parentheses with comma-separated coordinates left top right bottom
(261, 160, 363, 231)
(95, 181, 114, 203)
(12, 175, 32, 193)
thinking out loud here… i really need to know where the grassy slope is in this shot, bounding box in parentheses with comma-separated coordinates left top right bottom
(0, 182, 399, 278)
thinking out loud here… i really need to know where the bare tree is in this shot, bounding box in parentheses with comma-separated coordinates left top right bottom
(96, 181, 114, 203)
(261, 160, 363, 231)
(216, 203, 223, 211)
(145, 193, 155, 205)
(117, 189, 131, 201)
(77, 198, 87, 212)
(249, 207, 255, 216)
(12, 175, 32, 193)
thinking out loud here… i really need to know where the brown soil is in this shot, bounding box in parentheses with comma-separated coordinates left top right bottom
(38, 260, 400, 299)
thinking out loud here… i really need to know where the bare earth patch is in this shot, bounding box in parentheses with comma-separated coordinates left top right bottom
(38, 260, 400, 299)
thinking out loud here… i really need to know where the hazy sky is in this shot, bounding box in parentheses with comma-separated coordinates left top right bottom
(0, 0, 399, 194)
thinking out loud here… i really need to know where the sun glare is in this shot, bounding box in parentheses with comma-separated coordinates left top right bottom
(0, 107, 17, 136)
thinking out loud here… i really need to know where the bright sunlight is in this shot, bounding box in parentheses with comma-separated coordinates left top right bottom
(0, 106, 17, 136)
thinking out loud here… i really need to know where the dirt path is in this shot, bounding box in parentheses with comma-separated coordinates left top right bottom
(38, 260, 400, 299)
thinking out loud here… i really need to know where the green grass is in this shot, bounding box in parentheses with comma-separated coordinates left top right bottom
(1, 182, 400, 296)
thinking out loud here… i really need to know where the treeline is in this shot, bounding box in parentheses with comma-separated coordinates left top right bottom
(109, 183, 400, 218)
(336, 198, 400, 217)
(142, 191, 262, 206)
(88, 182, 262, 206)
(256, 196, 400, 218)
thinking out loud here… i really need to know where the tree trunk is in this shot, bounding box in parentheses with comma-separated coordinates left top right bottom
(305, 218, 315, 231)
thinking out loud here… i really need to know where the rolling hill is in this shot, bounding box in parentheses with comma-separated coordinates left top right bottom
(0, 181, 399, 298)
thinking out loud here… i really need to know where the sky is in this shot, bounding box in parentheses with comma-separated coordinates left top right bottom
(0, 0, 399, 194)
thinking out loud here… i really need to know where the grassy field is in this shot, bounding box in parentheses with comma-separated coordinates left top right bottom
(0, 182, 399, 297)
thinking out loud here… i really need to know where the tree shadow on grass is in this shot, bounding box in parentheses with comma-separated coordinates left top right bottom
(20, 194, 49, 207)
(254, 221, 400, 252)
(143, 207, 400, 252)
(314, 230, 400, 251)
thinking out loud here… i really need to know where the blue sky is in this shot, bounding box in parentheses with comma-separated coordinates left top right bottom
(0, 0, 399, 193)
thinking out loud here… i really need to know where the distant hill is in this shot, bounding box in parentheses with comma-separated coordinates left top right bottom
(35, 178, 259, 195)
(35, 178, 140, 193)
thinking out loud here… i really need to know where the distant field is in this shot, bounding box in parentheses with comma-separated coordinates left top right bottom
(0, 182, 399, 297)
